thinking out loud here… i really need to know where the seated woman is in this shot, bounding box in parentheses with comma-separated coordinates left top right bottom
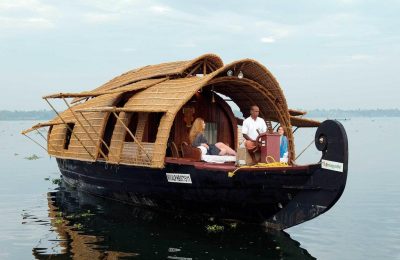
(277, 126, 288, 160)
(189, 118, 236, 156)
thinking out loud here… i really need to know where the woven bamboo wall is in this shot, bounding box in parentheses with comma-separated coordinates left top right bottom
(47, 93, 120, 160)
(48, 124, 68, 155)
(119, 142, 154, 166)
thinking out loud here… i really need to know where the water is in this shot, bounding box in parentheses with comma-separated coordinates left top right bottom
(0, 119, 399, 259)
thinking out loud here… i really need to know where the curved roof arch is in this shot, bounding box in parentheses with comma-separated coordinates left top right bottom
(120, 59, 295, 166)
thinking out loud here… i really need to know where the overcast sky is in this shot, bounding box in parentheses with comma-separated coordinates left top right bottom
(0, 0, 399, 110)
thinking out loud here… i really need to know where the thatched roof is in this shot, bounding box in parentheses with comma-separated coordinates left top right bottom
(71, 53, 223, 103)
(24, 54, 320, 167)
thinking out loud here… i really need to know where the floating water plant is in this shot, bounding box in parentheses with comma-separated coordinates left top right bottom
(80, 210, 95, 218)
(24, 154, 40, 160)
(73, 223, 83, 230)
(52, 178, 62, 185)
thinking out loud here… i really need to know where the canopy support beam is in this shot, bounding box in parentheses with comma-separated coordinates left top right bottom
(35, 129, 58, 152)
(22, 133, 48, 153)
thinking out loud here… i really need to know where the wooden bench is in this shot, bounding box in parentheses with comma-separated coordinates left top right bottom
(180, 141, 202, 161)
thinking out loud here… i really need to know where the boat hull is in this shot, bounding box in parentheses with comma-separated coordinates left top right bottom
(57, 120, 348, 230)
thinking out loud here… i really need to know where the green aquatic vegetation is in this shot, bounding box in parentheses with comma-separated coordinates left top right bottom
(66, 210, 94, 220)
(80, 210, 95, 218)
(66, 214, 77, 220)
(54, 218, 63, 224)
(205, 224, 224, 233)
(24, 154, 40, 160)
(73, 223, 83, 230)
(52, 178, 62, 185)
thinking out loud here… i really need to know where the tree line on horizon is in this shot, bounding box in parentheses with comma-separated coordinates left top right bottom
(1, 109, 399, 121)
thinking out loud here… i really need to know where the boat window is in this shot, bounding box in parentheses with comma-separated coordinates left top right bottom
(143, 112, 164, 143)
(125, 113, 139, 142)
(123, 112, 163, 143)
(64, 123, 75, 150)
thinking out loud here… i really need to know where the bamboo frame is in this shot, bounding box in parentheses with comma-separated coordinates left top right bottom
(21, 122, 64, 135)
(75, 107, 168, 113)
(44, 98, 96, 161)
(22, 133, 48, 152)
(111, 112, 151, 162)
(35, 129, 58, 152)
(62, 97, 109, 160)
(78, 111, 111, 155)
(45, 78, 169, 100)
(186, 62, 202, 77)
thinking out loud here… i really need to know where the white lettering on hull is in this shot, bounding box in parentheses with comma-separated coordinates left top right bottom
(321, 159, 344, 172)
(166, 173, 192, 184)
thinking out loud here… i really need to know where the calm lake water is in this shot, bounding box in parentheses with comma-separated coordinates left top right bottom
(0, 119, 399, 259)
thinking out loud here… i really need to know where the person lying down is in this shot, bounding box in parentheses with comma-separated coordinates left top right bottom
(189, 117, 236, 156)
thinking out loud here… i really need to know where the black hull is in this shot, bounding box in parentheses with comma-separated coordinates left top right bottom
(57, 120, 348, 230)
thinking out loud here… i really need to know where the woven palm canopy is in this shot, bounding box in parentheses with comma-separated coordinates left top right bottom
(24, 54, 320, 168)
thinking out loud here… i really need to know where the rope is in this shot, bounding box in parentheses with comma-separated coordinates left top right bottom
(295, 139, 315, 161)
(228, 156, 289, 177)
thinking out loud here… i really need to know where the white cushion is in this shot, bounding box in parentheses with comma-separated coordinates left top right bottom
(202, 155, 236, 163)
(197, 146, 208, 155)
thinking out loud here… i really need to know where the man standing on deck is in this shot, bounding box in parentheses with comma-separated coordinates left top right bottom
(242, 105, 267, 164)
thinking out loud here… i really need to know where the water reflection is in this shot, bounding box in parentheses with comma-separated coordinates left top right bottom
(33, 182, 315, 259)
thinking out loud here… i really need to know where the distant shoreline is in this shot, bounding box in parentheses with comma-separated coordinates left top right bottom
(0, 110, 55, 121)
(1, 109, 399, 121)
(305, 109, 400, 118)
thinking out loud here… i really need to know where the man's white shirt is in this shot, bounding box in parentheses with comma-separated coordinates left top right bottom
(242, 117, 267, 140)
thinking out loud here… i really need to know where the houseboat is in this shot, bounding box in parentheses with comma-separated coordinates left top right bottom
(23, 54, 348, 230)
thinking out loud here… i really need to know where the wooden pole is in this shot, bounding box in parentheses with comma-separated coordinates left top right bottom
(206, 62, 215, 73)
(35, 129, 57, 152)
(111, 112, 151, 162)
(22, 133, 48, 152)
(62, 97, 109, 160)
(186, 62, 202, 77)
(44, 98, 96, 161)
(78, 111, 111, 154)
